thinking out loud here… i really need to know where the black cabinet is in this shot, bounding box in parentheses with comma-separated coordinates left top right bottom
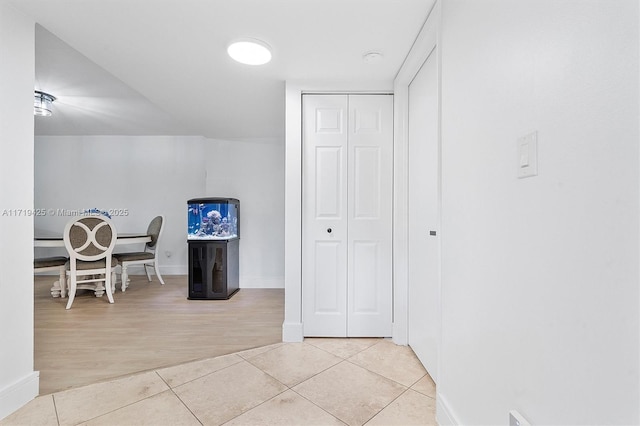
(188, 239, 239, 299)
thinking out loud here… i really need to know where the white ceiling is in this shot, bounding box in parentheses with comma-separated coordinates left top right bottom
(10, 0, 435, 140)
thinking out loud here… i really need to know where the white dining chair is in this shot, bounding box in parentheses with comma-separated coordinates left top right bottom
(34, 256, 68, 298)
(63, 215, 118, 310)
(114, 215, 165, 292)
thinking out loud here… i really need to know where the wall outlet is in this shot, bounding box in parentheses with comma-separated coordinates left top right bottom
(509, 410, 531, 426)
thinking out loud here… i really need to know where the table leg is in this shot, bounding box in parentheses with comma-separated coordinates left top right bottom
(50, 280, 62, 298)
(93, 276, 106, 297)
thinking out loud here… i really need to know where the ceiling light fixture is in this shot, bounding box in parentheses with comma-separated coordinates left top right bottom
(227, 39, 272, 65)
(363, 51, 383, 64)
(34, 90, 56, 116)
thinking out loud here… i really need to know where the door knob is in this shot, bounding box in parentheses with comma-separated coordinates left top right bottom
(327, 228, 332, 233)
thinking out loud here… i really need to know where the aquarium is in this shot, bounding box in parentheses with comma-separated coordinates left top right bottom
(187, 198, 239, 240)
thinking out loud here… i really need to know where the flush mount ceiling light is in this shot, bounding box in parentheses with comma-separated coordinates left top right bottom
(227, 39, 272, 65)
(363, 51, 383, 64)
(34, 90, 56, 116)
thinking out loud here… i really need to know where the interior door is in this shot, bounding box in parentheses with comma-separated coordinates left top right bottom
(347, 95, 393, 337)
(302, 94, 393, 337)
(302, 95, 349, 337)
(408, 50, 440, 381)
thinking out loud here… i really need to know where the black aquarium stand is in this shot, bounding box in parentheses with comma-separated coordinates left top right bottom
(188, 239, 239, 300)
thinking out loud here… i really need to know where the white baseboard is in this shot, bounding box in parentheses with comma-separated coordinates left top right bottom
(282, 322, 303, 342)
(39, 266, 285, 289)
(0, 371, 39, 421)
(125, 265, 187, 275)
(240, 276, 284, 289)
(437, 393, 460, 426)
(125, 269, 284, 289)
(392, 321, 408, 345)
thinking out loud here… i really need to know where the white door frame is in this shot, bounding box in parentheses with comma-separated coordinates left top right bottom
(301, 94, 394, 338)
(392, 1, 441, 347)
(283, 84, 392, 342)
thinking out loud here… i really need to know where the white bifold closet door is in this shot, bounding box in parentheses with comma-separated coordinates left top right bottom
(302, 94, 393, 337)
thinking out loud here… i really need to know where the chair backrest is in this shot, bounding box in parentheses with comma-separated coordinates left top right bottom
(146, 215, 164, 250)
(63, 215, 117, 262)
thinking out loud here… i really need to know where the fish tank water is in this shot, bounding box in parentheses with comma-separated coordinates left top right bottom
(187, 198, 239, 240)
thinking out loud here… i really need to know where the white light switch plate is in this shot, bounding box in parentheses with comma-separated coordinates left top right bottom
(509, 410, 531, 426)
(518, 131, 538, 178)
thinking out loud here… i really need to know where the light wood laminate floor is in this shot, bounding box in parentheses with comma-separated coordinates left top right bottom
(34, 275, 284, 395)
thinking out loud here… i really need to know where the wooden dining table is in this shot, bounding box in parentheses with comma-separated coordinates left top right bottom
(34, 231, 151, 248)
(34, 231, 151, 297)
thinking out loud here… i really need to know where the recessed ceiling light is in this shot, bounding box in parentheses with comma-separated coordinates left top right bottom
(227, 39, 272, 65)
(363, 51, 383, 64)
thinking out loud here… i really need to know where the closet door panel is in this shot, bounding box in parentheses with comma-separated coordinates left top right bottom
(302, 95, 348, 337)
(347, 94, 393, 337)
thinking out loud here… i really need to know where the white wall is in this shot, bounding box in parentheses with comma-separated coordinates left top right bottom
(34, 135, 207, 274)
(33, 135, 285, 288)
(204, 138, 285, 288)
(0, 3, 38, 420)
(437, 1, 639, 424)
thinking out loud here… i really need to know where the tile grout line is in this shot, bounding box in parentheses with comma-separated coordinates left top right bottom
(203, 347, 336, 426)
(407, 374, 437, 401)
(337, 358, 413, 425)
(286, 386, 348, 426)
(242, 355, 297, 391)
(69, 384, 170, 425)
(155, 371, 204, 426)
(157, 353, 246, 390)
(343, 357, 414, 389)
(362, 386, 413, 425)
(361, 368, 438, 425)
(243, 343, 345, 390)
(242, 346, 349, 425)
(281, 354, 406, 426)
(54, 371, 178, 425)
(219, 388, 293, 425)
(235, 342, 283, 362)
(304, 338, 428, 390)
(51, 394, 61, 426)
(401, 361, 437, 400)
(163, 342, 283, 386)
(303, 338, 383, 359)
(279, 355, 350, 425)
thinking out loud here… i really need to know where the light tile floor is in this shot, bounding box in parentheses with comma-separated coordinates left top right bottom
(2, 339, 437, 426)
